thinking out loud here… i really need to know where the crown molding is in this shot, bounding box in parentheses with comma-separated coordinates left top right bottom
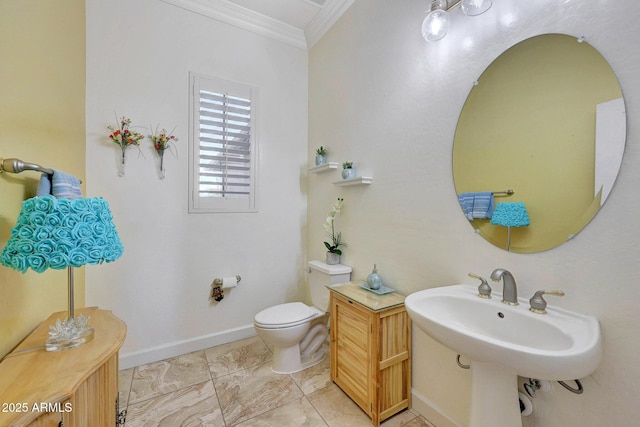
(160, 0, 308, 50)
(305, 0, 355, 49)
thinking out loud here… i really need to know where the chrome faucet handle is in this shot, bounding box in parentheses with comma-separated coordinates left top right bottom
(468, 273, 492, 299)
(529, 290, 565, 314)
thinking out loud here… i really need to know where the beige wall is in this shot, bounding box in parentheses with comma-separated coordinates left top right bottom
(0, 0, 86, 357)
(309, 1, 640, 426)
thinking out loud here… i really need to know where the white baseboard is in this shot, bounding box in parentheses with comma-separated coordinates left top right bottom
(412, 388, 465, 427)
(119, 324, 257, 370)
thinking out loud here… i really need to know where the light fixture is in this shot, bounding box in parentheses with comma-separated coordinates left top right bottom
(490, 202, 529, 251)
(421, 0, 493, 42)
(0, 194, 124, 351)
(461, 0, 492, 16)
(422, 0, 450, 42)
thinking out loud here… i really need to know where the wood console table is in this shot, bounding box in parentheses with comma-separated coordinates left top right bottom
(0, 308, 126, 427)
(328, 282, 411, 426)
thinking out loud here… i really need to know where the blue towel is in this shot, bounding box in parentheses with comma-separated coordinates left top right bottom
(52, 170, 82, 199)
(458, 193, 474, 220)
(36, 170, 82, 199)
(37, 173, 52, 196)
(458, 192, 494, 220)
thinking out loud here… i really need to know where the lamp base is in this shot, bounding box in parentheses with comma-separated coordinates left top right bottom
(45, 314, 95, 352)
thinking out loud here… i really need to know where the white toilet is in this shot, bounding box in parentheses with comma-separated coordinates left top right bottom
(254, 260, 352, 374)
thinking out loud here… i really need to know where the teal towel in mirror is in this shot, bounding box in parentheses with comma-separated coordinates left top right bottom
(458, 192, 495, 220)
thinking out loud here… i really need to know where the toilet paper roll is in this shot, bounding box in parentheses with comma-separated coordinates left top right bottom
(222, 276, 237, 289)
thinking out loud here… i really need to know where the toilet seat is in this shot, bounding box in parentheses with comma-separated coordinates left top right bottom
(254, 302, 323, 329)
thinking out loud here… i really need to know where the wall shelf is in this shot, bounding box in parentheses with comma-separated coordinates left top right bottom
(333, 176, 373, 186)
(308, 162, 339, 174)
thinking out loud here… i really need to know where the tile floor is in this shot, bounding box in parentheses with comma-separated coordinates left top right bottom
(118, 336, 436, 427)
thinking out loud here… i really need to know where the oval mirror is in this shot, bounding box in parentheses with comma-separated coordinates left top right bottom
(453, 34, 626, 253)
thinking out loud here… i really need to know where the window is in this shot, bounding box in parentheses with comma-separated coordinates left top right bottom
(189, 73, 258, 213)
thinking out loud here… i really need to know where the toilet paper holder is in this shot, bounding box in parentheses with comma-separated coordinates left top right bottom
(213, 275, 241, 287)
(210, 275, 241, 302)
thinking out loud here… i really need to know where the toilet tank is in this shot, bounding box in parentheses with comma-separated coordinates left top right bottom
(307, 260, 352, 312)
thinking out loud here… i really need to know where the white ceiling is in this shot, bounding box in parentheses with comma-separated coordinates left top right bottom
(161, 0, 353, 50)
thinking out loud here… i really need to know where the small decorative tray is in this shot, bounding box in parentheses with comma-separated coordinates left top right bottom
(359, 283, 395, 295)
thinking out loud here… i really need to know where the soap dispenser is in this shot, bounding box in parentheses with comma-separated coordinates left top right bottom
(367, 264, 383, 290)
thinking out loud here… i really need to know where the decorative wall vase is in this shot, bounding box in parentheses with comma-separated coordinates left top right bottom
(119, 148, 127, 177)
(150, 127, 178, 180)
(342, 168, 355, 180)
(326, 251, 340, 265)
(315, 155, 327, 166)
(159, 154, 166, 180)
(108, 115, 144, 177)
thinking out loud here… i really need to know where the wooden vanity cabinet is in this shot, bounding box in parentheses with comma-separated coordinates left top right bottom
(329, 283, 411, 426)
(0, 308, 126, 427)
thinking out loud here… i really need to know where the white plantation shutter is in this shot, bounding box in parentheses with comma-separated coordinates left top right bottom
(199, 92, 251, 196)
(189, 74, 258, 213)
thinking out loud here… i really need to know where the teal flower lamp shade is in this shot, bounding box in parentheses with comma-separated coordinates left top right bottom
(0, 195, 123, 271)
(490, 202, 530, 227)
(490, 202, 530, 251)
(0, 195, 123, 350)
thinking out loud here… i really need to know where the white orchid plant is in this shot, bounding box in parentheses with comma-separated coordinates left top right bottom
(324, 197, 347, 255)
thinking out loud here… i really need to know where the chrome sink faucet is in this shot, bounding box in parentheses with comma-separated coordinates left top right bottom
(490, 268, 518, 305)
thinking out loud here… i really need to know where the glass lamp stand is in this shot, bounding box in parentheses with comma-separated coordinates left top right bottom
(46, 266, 95, 351)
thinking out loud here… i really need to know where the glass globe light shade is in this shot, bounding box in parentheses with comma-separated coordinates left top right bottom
(461, 0, 492, 16)
(422, 9, 451, 42)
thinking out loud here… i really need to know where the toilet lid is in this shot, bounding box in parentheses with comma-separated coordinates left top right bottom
(254, 302, 317, 327)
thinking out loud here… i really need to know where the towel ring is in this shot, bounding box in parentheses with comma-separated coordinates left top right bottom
(1, 157, 54, 175)
(1, 157, 82, 183)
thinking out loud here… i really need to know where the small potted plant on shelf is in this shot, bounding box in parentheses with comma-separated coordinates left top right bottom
(315, 146, 327, 165)
(342, 161, 355, 180)
(324, 197, 346, 264)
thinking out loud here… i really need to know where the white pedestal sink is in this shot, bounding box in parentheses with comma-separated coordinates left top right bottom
(405, 284, 602, 427)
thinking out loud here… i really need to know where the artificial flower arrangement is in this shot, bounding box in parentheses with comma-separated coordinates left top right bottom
(324, 197, 347, 258)
(107, 115, 179, 179)
(108, 115, 145, 176)
(149, 127, 178, 179)
(108, 116, 144, 150)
